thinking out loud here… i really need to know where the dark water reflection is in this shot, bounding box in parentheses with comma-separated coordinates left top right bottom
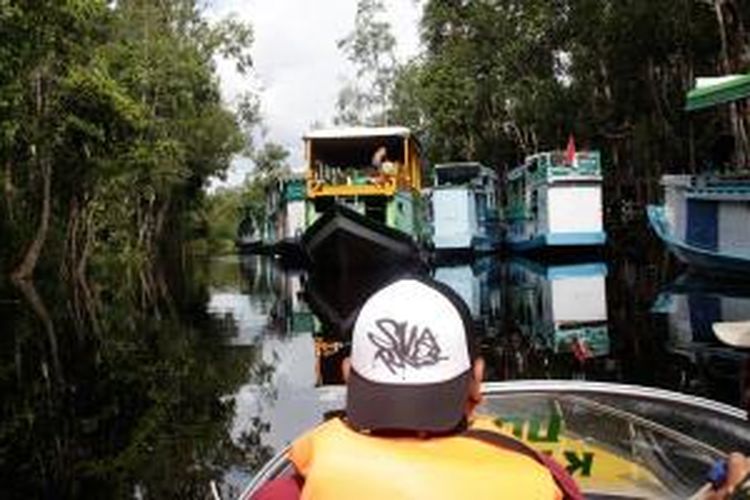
(1, 234, 749, 498)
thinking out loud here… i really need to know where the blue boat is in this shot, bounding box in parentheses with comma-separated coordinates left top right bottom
(648, 74, 750, 275)
(504, 151, 606, 252)
(430, 162, 501, 254)
(647, 175, 750, 276)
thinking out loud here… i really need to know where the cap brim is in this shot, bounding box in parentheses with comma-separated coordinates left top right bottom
(346, 368, 471, 433)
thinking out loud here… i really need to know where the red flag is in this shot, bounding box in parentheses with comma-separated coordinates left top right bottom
(564, 134, 576, 166)
(571, 337, 592, 363)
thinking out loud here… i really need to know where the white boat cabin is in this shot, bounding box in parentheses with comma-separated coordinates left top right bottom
(264, 175, 307, 245)
(431, 162, 500, 252)
(505, 151, 605, 251)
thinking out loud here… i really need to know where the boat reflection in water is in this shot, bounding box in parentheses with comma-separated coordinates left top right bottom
(208, 257, 343, 498)
(652, 272, 750, 408)
(433, 256, 503, 336)
(506, 258, 610, 361)
(222, 256, 750, 499)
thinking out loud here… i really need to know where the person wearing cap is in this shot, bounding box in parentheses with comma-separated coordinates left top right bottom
(251, 278, 750, 500)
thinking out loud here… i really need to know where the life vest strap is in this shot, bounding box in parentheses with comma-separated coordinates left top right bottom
(462, 429, 584, 500)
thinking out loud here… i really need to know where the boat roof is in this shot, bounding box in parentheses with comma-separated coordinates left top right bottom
(686, 74, 750, 111)
(304, 126, 412, 140)
(435, 161, 494, 174)
(435, 161, 486, 169)
(434, 162, 497, 186)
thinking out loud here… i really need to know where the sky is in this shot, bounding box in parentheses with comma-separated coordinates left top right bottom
(206, 0, 423, 187)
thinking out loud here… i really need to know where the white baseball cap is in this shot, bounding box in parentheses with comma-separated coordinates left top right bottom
(346, 277, 477, 433)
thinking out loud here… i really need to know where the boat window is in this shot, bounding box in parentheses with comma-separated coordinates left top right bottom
(310, 136, 405, 171)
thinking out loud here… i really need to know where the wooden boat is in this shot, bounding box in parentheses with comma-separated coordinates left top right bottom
(648, 74, 750, 275)
(302, 203, 424, 271)
(647, 176, 750, 276)
(431, 162, 501, 254)
(236, 380, 750, 500)
(301, 126, 429, 269)
(504, 150, 606, 253)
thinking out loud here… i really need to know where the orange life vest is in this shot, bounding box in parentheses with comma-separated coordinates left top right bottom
(289, 417, 563, 500)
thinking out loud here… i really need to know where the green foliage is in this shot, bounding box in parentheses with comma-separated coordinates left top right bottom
(201, 141, 292, 255)
(335, 0, 398, 125)
(0, 0, 258, 279)
(203, 186, 248, 255)
(390, 0, 747, 181)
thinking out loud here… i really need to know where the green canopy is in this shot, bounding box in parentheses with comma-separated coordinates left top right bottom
(685, 74, 750, 111)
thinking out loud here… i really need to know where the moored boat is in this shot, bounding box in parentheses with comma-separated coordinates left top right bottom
(504, 149, 606, 253)
(300, 126, 429, 270)
(431, 162, 501, 254)
(648, 175, 750, 276)
(302, 202, 425, 271)
(237, 380, 750, 500)
(648, 74, 750, 275)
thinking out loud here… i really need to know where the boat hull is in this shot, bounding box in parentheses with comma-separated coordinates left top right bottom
(237, 380, 750, 500)
(647, 205, 750, 276)
(235, 239, 264, 254)
(301, 203, 426, 271)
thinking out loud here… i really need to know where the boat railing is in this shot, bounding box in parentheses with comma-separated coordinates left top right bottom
(306, 171, 398, 198)
(305, 161, 422, 198)
(511, 151, 602, 185)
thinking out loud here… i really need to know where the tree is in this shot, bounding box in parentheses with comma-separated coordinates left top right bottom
(390, 0, 745, 195)
(0, 0, 259, 283)
(335, 0, 399, 125)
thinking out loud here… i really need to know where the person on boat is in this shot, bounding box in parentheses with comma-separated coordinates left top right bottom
(249, 277, 750, 499)
(251, 277, 583, 500)
(370, 145, 396, 180)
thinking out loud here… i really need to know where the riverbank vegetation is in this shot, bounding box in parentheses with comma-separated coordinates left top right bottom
(394, 0, 748, 172)
(201, 141, 291, 255)
(1, 1, 257, 286)
(0, 3, 273, 497)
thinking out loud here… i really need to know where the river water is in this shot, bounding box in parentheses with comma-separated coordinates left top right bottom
(2, 230, 749, 499)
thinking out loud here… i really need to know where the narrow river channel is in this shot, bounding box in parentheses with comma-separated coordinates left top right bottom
(2, 230, 749, 498)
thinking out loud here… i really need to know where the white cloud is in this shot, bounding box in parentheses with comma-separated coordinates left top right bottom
(207, 0, 422, 188)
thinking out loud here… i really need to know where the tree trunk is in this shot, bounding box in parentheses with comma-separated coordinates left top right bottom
(714, 0, 731, 73)
(12, 276, 63, 386)
(713, 0, 749, 166)
(3, 158, 13, 222)
(153, 196, 171, 246)
(11, 155, 52, 281)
